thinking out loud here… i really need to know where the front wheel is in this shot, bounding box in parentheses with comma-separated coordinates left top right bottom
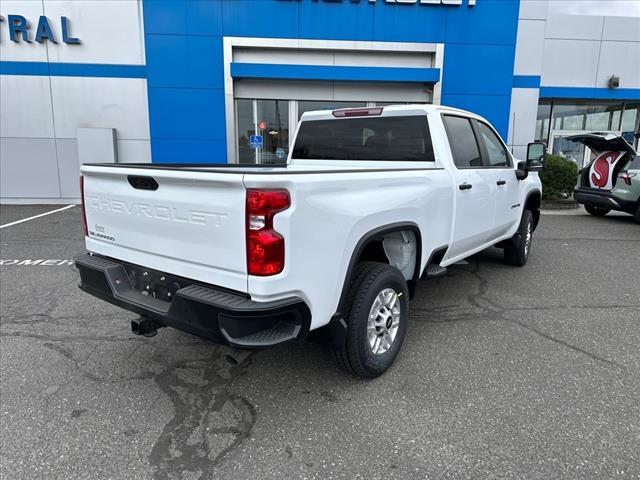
(504, 209, 534, 267)
(585, 203, 610, 217)
(334, 262, 409, 379)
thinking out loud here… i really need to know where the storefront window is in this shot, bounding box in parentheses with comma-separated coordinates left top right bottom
(584, 109, 611, 130)
(552, 104, 584, 130)
(621, 103, 639, 146)
(539, 100, 640, 166)
(535, 103, 551, 142)
(551, 103, 624, 131)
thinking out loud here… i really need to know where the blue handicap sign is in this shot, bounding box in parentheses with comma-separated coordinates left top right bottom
(249, 135, 263, 149)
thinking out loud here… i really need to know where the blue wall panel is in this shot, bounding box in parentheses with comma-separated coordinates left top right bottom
(540, 87, 640, 101)
(231, 63, 441, 83)
(513, 75, 541, 89)
(144, 0, 227, 164)
(143, 0, 222, 36)
(0, 61, 145, 78)
(442, 44, 516, 96)
(151, 139, 228, 164)
(148, 87, 226, 140)
(444, 0, 519, 46)
(298, 1, 374, 40)
(143, 0, 521, 163)
(146, 35, 224, 89)
(221, 0, 299, 38)
(372, 3, 446, 43)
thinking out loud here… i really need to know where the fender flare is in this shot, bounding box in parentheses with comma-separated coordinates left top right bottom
(334, 222, 423, 318)
(524, 189, 542, 230)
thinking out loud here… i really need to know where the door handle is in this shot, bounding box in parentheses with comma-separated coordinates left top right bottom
(497, 180, 506, 186)
(459, 183, 473, 191)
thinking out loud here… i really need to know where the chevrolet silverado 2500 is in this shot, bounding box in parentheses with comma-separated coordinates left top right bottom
(75, 105, 545, 378)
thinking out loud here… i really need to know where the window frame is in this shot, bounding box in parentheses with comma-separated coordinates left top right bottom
(472, 119, 514, 169)
(441, 113, 485, 170)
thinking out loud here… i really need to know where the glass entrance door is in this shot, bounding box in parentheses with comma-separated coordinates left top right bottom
(237, 99, 290, 164)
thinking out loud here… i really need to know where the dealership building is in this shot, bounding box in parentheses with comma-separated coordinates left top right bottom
(0, 0, 639, 203)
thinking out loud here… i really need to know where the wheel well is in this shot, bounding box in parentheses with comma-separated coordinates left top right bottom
(353, 228, 420, 300)
(357, 239, 388, 265)
(525, 191, 541, 230)
(356, 231, 418, 279)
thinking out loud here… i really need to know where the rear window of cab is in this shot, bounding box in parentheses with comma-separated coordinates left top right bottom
(292, 115, 435, 162)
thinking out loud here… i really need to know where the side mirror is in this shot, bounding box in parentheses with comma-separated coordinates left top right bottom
(526, 142, 547, 172)
(516, 161, 528, 180)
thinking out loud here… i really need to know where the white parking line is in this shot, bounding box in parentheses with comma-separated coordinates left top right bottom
(0, 205, 76, 229)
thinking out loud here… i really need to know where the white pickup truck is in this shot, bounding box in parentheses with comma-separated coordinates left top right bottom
(76, 105, 545, 378)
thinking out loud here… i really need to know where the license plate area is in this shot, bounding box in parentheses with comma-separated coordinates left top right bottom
(123, 263, 185, 303)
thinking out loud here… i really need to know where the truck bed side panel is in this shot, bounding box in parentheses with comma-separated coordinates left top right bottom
(244, 169, 454, 330)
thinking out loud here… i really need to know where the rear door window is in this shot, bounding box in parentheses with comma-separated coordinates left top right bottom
(442, 115, 482, 168)
(292, 115, 435, 162)
(476, 121, 512, 167)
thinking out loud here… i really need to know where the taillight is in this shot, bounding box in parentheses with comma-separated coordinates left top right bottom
(80, 176, 88, 236)
(620, 172, 636, 186)
(246, 189, 290, 276)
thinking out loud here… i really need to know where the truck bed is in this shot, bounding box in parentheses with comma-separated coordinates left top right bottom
(81, 161, 443, 297)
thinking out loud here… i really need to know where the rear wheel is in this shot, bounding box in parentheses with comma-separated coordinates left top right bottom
(334, 262, 409, 379)
(634, 206, 640, 224)
(504, 209, 534, 267)
(585, 203, 610, 217)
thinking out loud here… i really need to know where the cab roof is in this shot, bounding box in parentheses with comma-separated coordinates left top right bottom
(299, 104, 486, 123)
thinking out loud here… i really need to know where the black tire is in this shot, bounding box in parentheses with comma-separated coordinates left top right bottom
(634, 206, 640, 224)
(334, 262, 409, 379)
(585, 203, 610, 217)
(504, 209, 534, 267)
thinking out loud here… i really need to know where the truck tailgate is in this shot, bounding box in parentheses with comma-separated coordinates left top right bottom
(81, 165, 248, 293)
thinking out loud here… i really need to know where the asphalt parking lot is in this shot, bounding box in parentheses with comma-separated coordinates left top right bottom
(1, 205, 639, 480)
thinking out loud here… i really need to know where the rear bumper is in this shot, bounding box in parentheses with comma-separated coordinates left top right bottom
(75, 253, 310, 348)
(573, 188, 638, 214)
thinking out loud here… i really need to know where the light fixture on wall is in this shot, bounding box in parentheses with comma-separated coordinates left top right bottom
(608, 75, 620, 89)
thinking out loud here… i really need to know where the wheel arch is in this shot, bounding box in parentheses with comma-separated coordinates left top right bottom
(335, 222, 423, 317)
